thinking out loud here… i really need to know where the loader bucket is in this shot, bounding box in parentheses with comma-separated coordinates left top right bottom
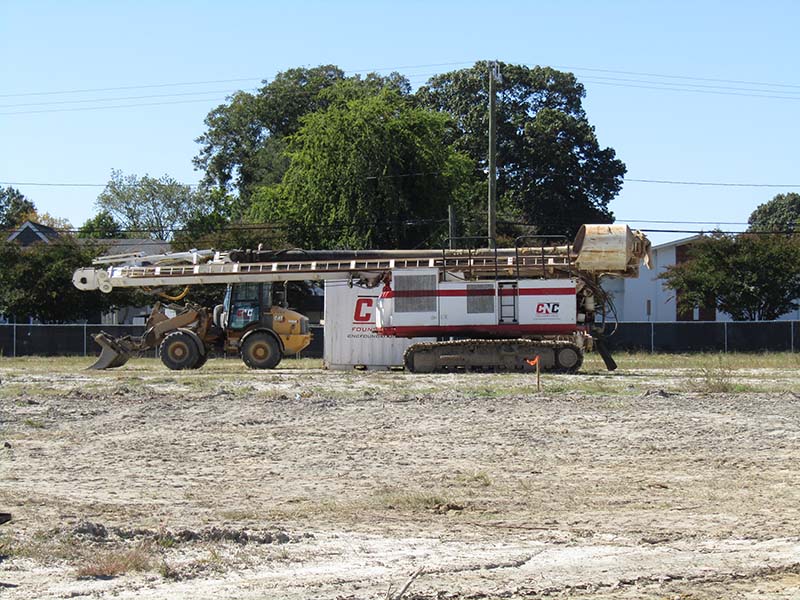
(88, 332, 132, 370)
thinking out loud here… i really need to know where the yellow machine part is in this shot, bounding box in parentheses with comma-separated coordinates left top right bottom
(270, 306, 312, 355)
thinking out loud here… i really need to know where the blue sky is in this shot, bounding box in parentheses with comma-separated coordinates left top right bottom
(2, 0, 799, 246)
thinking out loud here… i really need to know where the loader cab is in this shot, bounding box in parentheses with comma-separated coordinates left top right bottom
(223, 282, 274, 331)
(220, 282, 312, 367)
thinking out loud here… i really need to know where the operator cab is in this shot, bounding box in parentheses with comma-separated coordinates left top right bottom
(222, 282, 276, 331)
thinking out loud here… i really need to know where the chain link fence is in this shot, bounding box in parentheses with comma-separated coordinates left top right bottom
(0, 322, 796, 359)
(0, 324, 325, 359)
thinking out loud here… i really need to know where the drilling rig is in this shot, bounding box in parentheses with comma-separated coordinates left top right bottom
(73, 224, 650, 372)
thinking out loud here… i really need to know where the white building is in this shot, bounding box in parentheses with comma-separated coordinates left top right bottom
(604, 235, 800, 323)
(603, 235, 711, 323)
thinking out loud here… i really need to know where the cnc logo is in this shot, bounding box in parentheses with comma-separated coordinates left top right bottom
(536, 302, 560, 315)
(353, 297, 375, 324)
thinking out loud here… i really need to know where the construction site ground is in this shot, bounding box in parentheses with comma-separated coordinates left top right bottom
(1, 353, 799, 599)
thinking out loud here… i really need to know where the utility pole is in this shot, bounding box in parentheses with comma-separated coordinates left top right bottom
(448, 204, 456, 249)
(487, 60, 500, 248)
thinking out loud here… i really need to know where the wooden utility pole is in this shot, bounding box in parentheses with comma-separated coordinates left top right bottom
(487, 61, 499, 248)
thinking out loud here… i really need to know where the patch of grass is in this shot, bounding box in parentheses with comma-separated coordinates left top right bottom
(22, 418, 45, 429)
(158, 560, 180, 580)
(691, 358, 742, 393)
(75, 543, 154, 579)
(220, 509, 259, 522)
(456, 471, 492, 487)
(374, 487, 457, 511)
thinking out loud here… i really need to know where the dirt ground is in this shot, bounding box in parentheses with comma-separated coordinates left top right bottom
(1, 355, 800, 599)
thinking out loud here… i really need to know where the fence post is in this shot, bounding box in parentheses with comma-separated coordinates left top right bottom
(650, 321, 655, 353)
(83, 323, 87, 357)
(724, 322, 728, 353)
(792, 321, 795, 353)
(12, 324, 16, 358)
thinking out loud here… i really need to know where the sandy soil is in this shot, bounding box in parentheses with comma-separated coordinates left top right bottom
(1, 358, 799, 599)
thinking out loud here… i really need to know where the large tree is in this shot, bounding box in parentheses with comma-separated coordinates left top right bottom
(0, 186, 36, 231)
(248, 87, 471, 249)
(660, 232, 800, 321)
(748, 192, 800, 232)
(96, 170, 211, 240)
(0, 238, 133, 322)
(77, 210, 124, 239)
(194, 67, 411, 204)
(416, 62, 626, 238)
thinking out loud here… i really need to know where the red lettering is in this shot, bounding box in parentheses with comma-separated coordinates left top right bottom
(353, 297, 374, 323)
(536, 302, 560, 315)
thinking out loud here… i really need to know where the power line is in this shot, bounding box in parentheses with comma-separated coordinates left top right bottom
(0, 77, 265, 99)
(626, 178, 800, 188)
(0, 62, 473, 99)
(618, 219, 750, 225)
(0, 88, 254, 109)
(552, 64, 800, 90)
(0, 96, 232, 116)
(3, 176, 799, 189)
(580, 78, 800, 102)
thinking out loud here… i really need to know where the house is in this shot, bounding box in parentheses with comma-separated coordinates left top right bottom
(604, 235, 800, 323)
(6, 220, 61, 246)
(4, 221, 171, 325)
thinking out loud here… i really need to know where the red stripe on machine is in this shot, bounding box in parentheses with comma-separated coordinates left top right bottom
(377, 324, 578, 337)
(382, 287, 575, 299)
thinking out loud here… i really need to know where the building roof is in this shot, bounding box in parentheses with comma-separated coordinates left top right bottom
(89, 238, 172, 255)
(652, 234, 703, 251)
(6, 220, 61, 245)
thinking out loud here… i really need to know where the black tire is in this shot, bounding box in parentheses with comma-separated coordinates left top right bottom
(160, 331, 201, 370)
(555, 345, 583, 373)
(241, 332, 281, 369)
(191, 350, 209, 369)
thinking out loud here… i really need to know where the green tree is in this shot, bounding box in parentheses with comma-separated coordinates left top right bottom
(194, 66, 346, 197)
(248, 88, 471, 249)
(416, 61, 625, 238)
(748, 192, 800, 232)
(77, 210, 124, 239)
(193, 66, 412, 204)
(0, 238, 134, 322)
(0, 186, 36, 231)
(96, 170, 211, 240)
(659, 232, 800, 321)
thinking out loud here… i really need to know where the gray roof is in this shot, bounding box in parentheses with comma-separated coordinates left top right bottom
(6, 220, 61, 245)
(88, 238, 172, 255)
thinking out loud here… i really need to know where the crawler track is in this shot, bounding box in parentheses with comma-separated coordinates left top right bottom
(403, 338, 583, 373)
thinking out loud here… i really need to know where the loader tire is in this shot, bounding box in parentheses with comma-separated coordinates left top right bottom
(191, 350, 209, 369)
(241, 332, 281, 370)
(160, 331, 201, 370)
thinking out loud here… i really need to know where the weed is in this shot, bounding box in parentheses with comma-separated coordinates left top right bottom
(220, 509, 259, 522)
(691, 358, 738, 393)
(158, 560, 180, 580)
(22, 418, 45, 429)
(457, 471, 492, 487)
(374, 487, 455, 511)
(75, 543, 154, 579)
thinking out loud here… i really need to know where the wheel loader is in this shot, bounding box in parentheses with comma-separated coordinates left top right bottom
(90, 282, 311, 370)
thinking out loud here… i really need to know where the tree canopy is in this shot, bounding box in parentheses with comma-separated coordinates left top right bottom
(659, 232, 800, 321)
(193, 62, 625, 249)
(248, 88, 471, 249)
(96, 170, 212, 240)
(78, 210, 124, 239)
(416, 62, 625, 238)
(0, 237, 134, 322)
(0, 187, 36, 231)
(748, 192, 800, 232)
